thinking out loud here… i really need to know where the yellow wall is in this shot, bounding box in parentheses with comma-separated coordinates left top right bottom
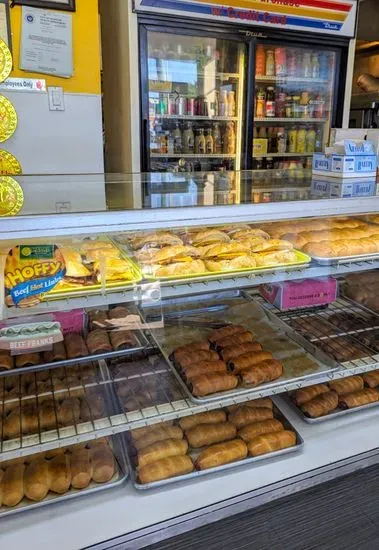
(9, 0, 101, 94)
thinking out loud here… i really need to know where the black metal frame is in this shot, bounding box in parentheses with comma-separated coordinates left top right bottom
(138, 14, 350, 172)
(11, 0, 75, 11)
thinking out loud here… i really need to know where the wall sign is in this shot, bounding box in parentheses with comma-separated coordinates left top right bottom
(133, 0, 358, 38)
(20, 6, 73, 78)
(12, 0, 75, 12)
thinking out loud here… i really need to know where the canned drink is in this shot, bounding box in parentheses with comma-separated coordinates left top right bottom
(177, 95, 186, 116)
(168, 94, 176, 115)
(187, 97, 195, 116)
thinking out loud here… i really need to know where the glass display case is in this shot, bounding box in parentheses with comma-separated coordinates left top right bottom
(1, 171, 379, 550)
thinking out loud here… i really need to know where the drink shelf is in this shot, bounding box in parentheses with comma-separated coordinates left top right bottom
(252, 152, 314, 158)
(254, 118, 327, 123)
(255, 76, 329, 84)
(151, 153, 236, 158)
(148, 72, 240, 81)
(150, 115, 239, 121)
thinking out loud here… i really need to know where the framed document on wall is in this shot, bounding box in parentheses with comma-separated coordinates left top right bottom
(12, 0, 75, 11)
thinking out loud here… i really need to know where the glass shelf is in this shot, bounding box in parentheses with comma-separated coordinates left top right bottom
(255, 75, 329, 84)
(253, 152, 315, 158)
(254, 118, 327, 123)
(149, 73, 240, 81)
(151, 153, 236, 158)
(150, 115, 239, 121)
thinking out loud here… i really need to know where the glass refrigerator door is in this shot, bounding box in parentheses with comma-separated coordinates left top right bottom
(147, 31, 246, 179)
(252, 44, 337, 181)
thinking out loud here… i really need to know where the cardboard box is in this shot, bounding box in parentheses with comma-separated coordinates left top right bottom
(253, 139, 268, 156)
(260, 278, 338, 311)
(313, 153, 377, 178)
(311, 177, 376, 198)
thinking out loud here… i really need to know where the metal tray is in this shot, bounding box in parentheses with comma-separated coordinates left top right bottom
(309, 252, 379, 267)
(280, 392, 379, 424)
(127, 403, 303, 490)
(0, 434, 128, 518)
(148, 297, 338, 404)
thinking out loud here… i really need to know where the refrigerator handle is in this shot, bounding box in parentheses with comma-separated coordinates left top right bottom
(141, 118, 149, 172)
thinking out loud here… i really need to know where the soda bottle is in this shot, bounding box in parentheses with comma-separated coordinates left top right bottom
(275, 48, 287, 76)
(266, 50, 275, 76)
(288, 127, 297, 153)
(302, 52, 312, 78)
(213, 123, 222, 153)
(256, 45, 266, 76)
(256, 88, 266, 118)
(296, 126, 306, 153)
(265, 87, 276, 117)
(306, 127, 316, 153)
(275, 88, 286, 117)
(311, 52, 320, 79)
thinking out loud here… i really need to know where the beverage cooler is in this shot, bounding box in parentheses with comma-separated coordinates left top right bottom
(135, 0, 358, 174)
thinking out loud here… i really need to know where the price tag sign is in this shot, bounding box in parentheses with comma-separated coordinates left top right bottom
(0, 320, 63, 352)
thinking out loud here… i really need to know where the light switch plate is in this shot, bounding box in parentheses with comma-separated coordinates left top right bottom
(48, 86, 65, 111)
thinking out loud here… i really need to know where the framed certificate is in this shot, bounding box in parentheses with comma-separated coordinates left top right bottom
(12, 0, 75, 11)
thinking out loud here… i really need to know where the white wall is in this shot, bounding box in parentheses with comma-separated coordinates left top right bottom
(1, 90, 104, 175)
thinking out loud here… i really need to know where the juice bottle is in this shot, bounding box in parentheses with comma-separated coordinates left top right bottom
(227, 91, 236, 117)
(224, 122, 236, 154)
(195, 128, 206, 154)
(265, 86, 276, 117)
(256, 45, 266, 76)
(219, 90, 228, 117)
(288, 127, 297, 153)
(182, 122, 194, 153)
(213, 123, 222, 153)
(205, 128, 214, 154)
(306, 127, 316, 153)
(266, 50, 275, 76)
(296, 126, 306, 153)
(275, 48, 287, 76)
(256, 88, 266, 118)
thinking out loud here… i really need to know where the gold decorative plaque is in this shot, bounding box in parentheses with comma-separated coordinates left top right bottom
(0, 150, 22, 175)
(0, 95, 17, 142)
(0, 175, 24, 216)
(0, 39, 12, 83)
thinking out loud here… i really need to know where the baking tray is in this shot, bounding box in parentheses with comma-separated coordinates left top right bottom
(126, 403, 303, 490)
(309, 252, 379, 267)
(141, 250, 311, 283)
(147, 297, 338, 404)
(0, 433, 128, 518)
(0, 326, 152, 379)
(280, 391, 379, 424)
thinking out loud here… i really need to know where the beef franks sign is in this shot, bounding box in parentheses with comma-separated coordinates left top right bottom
(133, 0, 357, 37)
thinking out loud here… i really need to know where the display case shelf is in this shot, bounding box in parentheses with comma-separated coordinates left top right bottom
(150, 115, 239, 121)
(255, 75, 329, 84)
(149, 72, 240, 81)
(151, 153, 236, 158)
(253, 152, 314, 158)
(254, 117, 327, 123)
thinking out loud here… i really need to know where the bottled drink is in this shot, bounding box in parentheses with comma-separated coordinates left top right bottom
(296, 126, 306, 153)
(177, 95, 186, 116)
(213, 123, 222, 153)
(255, 158, 264, 170)
(224, 122, 236, 154)
(311, 52, 320, 79)
(285, 95, 293, 118)
(182, 122, 194, 153)
(315, 127, 323, 152)
(187, 97, 195, 116)
(195, 128, 206, 154)
(158, 132, 168, 154)
(288, 127, 297, 153)
(205, 128, 214, 154)
(320, 53, 329, 80)
(173, 123, 182, 154)
(267, 127, 275, 153)
(287, 49, 297, 77)
(266, 157, 274, 170)
(275, 89, 286, 118)
(158, 93, 168, 115)
(210, 91, 219, 117)
(300, 91, 311, 119)
(227, 91, 236, 117)
(292, 95, 300, 118)
(266, 50, 275, 76)
(256, 88, 266, 118)
(265, 86, 276, 117)
(275, 48, 287, 76)
(167, 132, 174, 155)
(256, 45, 266, 76)
(219, 90, 228, 116)
(306, 127, 316, 153)
(277, 128, 287, 153)
(314, 93, 325, 118)
(302, 52, 312, 78)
